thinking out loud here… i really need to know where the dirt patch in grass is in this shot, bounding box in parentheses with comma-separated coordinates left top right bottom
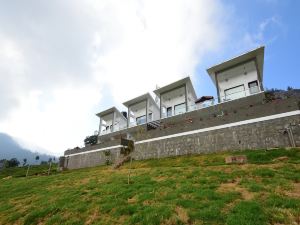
(175, 206, 189, 224)
(217, 179, 254, 200)
(143, 200, 155, 206)
(74, 177, 90, 185)
(152, 176, 169, 182)
(285, 183, 300, 198)
(85, 209, 100, 225)
(127, 196, 138, 204)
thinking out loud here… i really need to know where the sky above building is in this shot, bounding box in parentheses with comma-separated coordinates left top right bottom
(0, 0, 299, 156)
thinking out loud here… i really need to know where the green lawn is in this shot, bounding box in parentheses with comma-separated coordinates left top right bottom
(0, 164, 58, 179)
(0, 148, 300, 225)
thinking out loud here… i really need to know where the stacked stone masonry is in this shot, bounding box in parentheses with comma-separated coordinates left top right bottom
(63, 93, 300, 169)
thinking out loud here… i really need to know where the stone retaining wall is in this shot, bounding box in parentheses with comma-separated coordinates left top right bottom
(62, 93, 300, 170)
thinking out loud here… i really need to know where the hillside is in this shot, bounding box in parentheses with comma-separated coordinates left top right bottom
(0, 148, 300, 225)
(0, 132, 55, 165)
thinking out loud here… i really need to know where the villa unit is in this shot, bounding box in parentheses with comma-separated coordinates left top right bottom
(96, 107, 127, 135)
(62, 46, 300, 170)
(123, 93, 160, 127)
(154, 77, 197, 118)
(207, 46, 264, 102)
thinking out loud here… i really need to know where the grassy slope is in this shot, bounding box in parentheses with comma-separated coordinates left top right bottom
(0, 164, 58, 179)
(0, 148, 300, 225)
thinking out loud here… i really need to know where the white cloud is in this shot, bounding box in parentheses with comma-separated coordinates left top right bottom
(0, 0, 229, 156)
(240, 16, 282, 49)
(90, 0, 227, 103)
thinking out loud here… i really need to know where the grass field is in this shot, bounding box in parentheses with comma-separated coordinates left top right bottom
(0, 148, 300, 225)
(0, 164, 58, 179)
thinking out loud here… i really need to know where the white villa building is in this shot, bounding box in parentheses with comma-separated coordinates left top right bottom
(123, 93, 160, 127)
(96, 107, 127, 135)
(207, 46, 264, 102)
(97, 47, 265, 136)
(154, 77, 197, 118)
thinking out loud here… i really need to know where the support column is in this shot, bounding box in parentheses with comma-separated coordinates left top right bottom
(127, 107, 130, 128)
(99, 118, 102, 135)
(184, 84, 188, 113)
(159, 95, 162, 119)
(215, 72, 221, 103)
(112, 112, 116, 132)
(146, 99, 149, 123)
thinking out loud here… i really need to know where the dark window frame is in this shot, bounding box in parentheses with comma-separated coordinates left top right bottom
(248, 80, 258, 88)
(166, 107, 172, 117)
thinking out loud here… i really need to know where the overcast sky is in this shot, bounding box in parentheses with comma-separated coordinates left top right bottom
(0, 0, 299, 156)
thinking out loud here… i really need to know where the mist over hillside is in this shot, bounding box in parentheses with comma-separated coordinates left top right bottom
(0, 133, 55, 165)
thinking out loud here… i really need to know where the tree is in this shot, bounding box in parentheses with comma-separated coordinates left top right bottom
(48, 158, 52, 163)
(35, 155, 40, 164)
(23, 158, 27, 166)
(7, 158, 20, 168)
(0, 159, 8, 169)
(84, 135, 98, 146)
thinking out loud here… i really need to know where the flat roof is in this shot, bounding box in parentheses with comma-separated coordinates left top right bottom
(206, 46, 265, 85)
(96, 106, 126, 120)
(123, 93, 158, 109)
(153, 76, 197, 99)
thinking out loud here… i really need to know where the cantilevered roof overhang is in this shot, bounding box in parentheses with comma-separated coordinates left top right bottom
(206, 46, 265, 86)
(96, 107, 126, 120)
(153, 76, 197, 99)
(123, 93, 158, 109)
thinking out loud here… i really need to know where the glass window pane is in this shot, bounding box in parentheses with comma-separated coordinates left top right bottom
(174, 103, 186, 115)
(136, 115, 146, 125)
(224, 85, 245, 101)
(248, 81, 259, 94)
(167, 107, 172, 117)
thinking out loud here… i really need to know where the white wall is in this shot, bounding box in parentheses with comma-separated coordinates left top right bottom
(148, 101, 160, 121)
(128, 99, 160, 126)
(115, 114, 127, 131)
(100, 112, 127, 134)
(187, 87, 197, 111)
(100, 113, 113, 134)
(160, 85, 197, 117)
(128, 101, 146, 126)
(161, 86, 186, 118)
(217, 60, 260, 102)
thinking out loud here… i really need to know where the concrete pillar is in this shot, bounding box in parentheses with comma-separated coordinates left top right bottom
(112, 112, 116, 132)
(146, 99, 149, 123)
(160, 94, 162, 119)
(215, 72, 221, 103)
(99, 118, 102, 135)
(184, 84, 188, 112)
(127, 107, 130, 128)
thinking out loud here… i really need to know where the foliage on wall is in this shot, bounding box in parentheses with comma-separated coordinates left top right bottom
(84, 135, 98, 146)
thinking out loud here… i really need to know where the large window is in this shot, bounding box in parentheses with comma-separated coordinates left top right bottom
(136, 115, 146, 125)
(248, 80, 259, 94)
(174, 102, 186, 115)
(224, 85, 245, 101)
